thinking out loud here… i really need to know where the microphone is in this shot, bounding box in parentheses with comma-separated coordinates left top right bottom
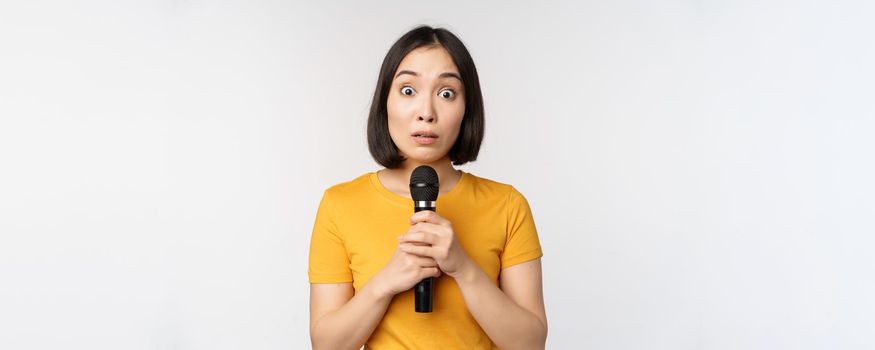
(409, 165, 439, 313)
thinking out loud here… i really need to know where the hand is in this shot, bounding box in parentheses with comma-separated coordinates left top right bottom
(370, 244, 442, 299)
(398, 211, 473, 279)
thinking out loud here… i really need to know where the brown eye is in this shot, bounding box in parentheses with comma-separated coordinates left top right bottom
(439, 89, 455, 99)
(401, 86, 415, 96)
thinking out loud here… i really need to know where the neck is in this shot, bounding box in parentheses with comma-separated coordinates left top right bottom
(379, 157, 461, 197)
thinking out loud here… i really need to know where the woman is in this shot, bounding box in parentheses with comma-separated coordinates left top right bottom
(308, 25, 547, 349)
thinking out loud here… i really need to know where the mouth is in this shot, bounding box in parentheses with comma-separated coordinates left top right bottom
(412, 131, 438, 138)
(412, 131, 438, 145)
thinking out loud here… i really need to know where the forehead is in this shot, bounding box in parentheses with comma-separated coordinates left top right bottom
(395, 45, 459, 75)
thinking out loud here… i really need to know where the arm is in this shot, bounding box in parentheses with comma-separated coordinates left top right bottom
(310, 246, 442, 349)
(309, 282, 392, 350)
(454, 258, 548, 350)
(399, 211, 547, 349)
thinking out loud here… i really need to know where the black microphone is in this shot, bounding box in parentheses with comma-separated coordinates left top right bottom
(409, 165, 439, 313)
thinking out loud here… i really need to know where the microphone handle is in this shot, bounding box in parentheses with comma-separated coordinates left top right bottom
(413, 205, 435, 313)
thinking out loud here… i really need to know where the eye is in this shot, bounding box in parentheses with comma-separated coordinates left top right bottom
(439, 89, 456, 99)
(400, 86, 416, 96)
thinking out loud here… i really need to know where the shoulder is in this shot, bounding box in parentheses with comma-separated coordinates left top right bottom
(465, 172, 527, 201)
(463, 172, 532, 214)
(321, 172, 375, 202)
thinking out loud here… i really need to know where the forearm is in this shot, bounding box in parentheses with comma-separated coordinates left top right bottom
(310, 282, 392, 350)
(454, 261, 547, 350)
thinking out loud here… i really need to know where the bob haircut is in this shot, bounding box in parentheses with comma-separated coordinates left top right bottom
(367, 25, 485, 169)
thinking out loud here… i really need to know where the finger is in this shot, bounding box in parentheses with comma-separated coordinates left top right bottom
(414, 255, 437, 268)
(399, 243, 435, 258)
(422, 267, 441, 279)
(411, 222, 447, 237)
(399, 243, 432, 255)
(401, 251, 437, 268)
(410, 210, 448, 225)
(410, 210, 443, 224)
(399, 231, 437, 245)
(398, 232, 429, 244)
(402, 251, 435, 267)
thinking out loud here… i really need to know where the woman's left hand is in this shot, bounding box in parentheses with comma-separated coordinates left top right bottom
(398, 210, 472, 279)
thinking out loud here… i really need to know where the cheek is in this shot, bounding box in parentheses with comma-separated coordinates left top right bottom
(386, 94, 399, 122)
(439, 103, 466, 141)
(386, 95, 406, 139)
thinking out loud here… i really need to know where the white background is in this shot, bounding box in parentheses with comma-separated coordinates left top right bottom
(1, 1, 873, 349)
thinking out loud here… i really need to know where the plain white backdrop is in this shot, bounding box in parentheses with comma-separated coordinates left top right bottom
(1, 0, 873, 349)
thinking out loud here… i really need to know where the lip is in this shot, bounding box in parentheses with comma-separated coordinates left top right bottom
(412, 135, 438, 145)
(411, 130, 439, 145)
(412, 130, 438, 138)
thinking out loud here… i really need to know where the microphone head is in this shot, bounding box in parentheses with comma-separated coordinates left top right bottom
(409, 165, 439, 201)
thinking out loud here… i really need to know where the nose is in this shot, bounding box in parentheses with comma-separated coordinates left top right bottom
(417, 96, 437, 123)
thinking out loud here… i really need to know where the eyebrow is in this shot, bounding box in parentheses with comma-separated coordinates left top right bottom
(395, 70, 463, 82)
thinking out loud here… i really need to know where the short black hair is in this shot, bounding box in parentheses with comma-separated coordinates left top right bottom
(367, 25, 485, 169)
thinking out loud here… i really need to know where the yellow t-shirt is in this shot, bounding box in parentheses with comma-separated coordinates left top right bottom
(308, 171, 543, 349)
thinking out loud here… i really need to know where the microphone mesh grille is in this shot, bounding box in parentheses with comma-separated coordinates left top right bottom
(409, 166, 439, 201)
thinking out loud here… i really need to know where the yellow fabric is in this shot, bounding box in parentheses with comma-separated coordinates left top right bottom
(308, 171, 543, 349)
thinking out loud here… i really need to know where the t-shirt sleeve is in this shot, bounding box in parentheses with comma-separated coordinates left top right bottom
(308, 190, 353, 283)
(500, 187, 544, 269)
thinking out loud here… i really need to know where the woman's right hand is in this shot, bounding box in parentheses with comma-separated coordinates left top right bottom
(370, 240, 442, 298)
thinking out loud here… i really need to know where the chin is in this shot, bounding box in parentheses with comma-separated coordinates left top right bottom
(402, 149, 448, 164)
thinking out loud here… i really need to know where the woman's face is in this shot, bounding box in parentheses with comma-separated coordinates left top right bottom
(387, 45, 465, 165)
